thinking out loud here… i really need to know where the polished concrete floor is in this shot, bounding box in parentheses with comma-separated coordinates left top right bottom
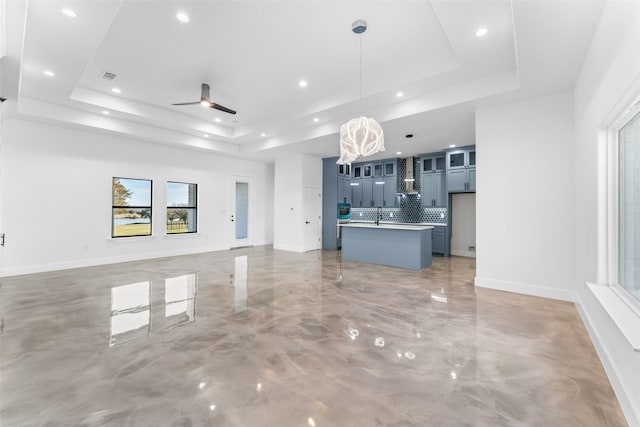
(0, 247, 628, 426)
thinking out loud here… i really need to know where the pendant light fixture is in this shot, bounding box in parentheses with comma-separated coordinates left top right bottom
(337, 19, 385, 165)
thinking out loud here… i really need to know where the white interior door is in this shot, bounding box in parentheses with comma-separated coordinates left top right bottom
(303, 186, 322, 251)
(230, 175, 254, 248)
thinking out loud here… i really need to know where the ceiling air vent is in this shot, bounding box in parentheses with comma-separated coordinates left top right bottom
(101, 71, 117, 81)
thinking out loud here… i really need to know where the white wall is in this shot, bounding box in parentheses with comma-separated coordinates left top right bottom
(0, 118, 274, 276)
(273, 153, 322, 252)
(451, 193, 476, 257)
(573, 1, 640, 425)
(475, 92, 575, 302)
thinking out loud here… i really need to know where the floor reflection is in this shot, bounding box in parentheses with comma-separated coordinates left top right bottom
(165, 273, 197, 331)
(110, 281, 150, 347)
(109, 273, 198, 346)
(234, 255, 248, 313)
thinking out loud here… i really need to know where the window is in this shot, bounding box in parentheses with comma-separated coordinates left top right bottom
(112, 178, 152, 238)
(618, 111, 640, 302)
(167, 182, 197, 234)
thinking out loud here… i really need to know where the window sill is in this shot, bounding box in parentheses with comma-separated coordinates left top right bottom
(163, 233, 201, 239)
(587, 282, 640, 352)
(107, 235, 157, 243)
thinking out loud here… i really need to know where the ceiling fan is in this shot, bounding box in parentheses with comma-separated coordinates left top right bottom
(172, 83, 236, 115)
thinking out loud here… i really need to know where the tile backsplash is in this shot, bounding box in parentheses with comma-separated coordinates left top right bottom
(351, 195, 447, 224)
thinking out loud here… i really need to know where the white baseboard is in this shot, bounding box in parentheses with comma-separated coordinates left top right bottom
(450, 250, 477, 258)
(474, 276, 574, 302)
(576, 291, 640, 427)
(0, 244, 229, 277)
(273, 243, 305, 253)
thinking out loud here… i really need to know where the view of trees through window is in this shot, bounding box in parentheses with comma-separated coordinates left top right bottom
(112, 178, 152, 237)
(167, 182, 197, 234)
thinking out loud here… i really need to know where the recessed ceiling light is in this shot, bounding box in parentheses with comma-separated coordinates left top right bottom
(176, 12, 189, 23)
(43, 70, 55, 77)
(102, 110, 109, 115)
(111, 87, 121, 94)
(313, 117, 319, 122)
(214, 118, 221, 123)
(298, 80, 308, 88)
(203, 134, 209, 138)
(396, 91, 404, 97)
(476, 27, 488, 37)
(62, 8, 77, 18)
(396, 151, 402, 155)
(449, 144, 456, 148)
(260, 132, 266, 137)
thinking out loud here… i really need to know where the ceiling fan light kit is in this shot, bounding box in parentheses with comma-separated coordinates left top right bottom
(337, 19, 385, 165)
(172, 83, 237, 115)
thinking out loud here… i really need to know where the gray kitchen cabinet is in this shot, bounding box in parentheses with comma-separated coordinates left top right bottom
(420, 152, 447, 206)
(446, 169, 467, 193)
(338, 163, 351, 177)
(432, 227, 445, 255)
(337, 175, 352, 204)
(421, 171, 446, 207)
(421, 153, 446, 173)
(373, 162, 383, 177)
(373, 175, 398, 207)
(337, 163, 352, 204)
(446, 146, 476, 193)
(351, 178, 363, 207)
(468, 168, 476, 192)
(383, 160, 397, 176)
(352, 164, 362, 179)
(362, 177, 373, 207)
(383, 175, 397, 207)
(373, 178, 384, 206)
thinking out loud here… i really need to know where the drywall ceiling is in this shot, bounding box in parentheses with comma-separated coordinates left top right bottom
(1, 0, 604, 161)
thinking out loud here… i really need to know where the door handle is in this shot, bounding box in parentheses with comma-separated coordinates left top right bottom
(305, 221, 311, 224)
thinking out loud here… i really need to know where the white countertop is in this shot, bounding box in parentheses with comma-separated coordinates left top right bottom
(342, 221, 446, 227)
(339, 223, 434, 231)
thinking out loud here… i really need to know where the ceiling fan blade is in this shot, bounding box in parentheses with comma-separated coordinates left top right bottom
(201, 83, 211, 103)
(210, 103, 237, 115)
(172, 101, 201, 106)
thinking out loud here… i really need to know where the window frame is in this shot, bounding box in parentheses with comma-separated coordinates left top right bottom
(607, 101, 640, 316)
(166, 181, 198, 235)
(111, 177, 153, 239)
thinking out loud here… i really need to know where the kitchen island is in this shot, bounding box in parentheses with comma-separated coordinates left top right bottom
(340, 223, 433, 270)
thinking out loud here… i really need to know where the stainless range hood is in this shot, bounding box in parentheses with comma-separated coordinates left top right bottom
(402, 156, 418, 194)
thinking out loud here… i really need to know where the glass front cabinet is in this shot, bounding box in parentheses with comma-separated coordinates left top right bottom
(446, 147, 476, 193)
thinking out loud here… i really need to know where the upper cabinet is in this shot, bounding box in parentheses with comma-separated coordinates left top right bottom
(353, 164, 362, 179)
(338, 163, 351, 177)
(351, 159, 398, 207)
(421, 153, 446, 174)
(337, 164, 352, 204)
(446, 146, 476, 193)
(420, 152, 446, 207)
(383, 160, 397, 177)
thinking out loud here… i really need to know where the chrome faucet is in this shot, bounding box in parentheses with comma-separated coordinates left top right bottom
(376, 207, 382, 226)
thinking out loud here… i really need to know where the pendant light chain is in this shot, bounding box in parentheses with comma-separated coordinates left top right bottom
(359, 34, 362, 113)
